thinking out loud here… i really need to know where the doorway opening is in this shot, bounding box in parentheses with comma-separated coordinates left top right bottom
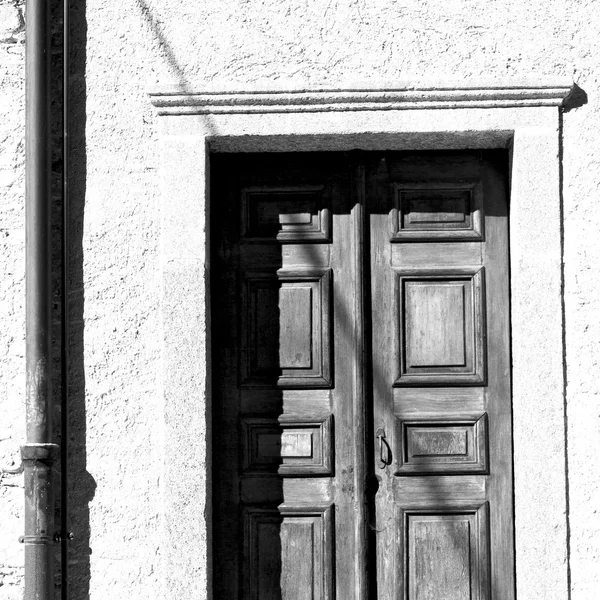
(210, 150, 513, 600)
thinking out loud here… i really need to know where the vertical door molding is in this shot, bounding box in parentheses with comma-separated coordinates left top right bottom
(151, 80, 574, 600)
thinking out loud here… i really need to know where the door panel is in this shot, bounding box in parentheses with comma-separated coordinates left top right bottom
(212, 153, 368, 600)
(211, 151, 513, 600)
(240, 267, 332, 387)
(400, 505, 490, 600)
(243, 505, 335, 600)
(395, 268, 486, 385)
(369, 152, 513, 600)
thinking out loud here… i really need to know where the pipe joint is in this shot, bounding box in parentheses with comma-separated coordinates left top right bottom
(21, 443, 59, 465)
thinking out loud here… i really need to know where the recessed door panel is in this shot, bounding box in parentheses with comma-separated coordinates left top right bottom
(396, 414, 488, 475)
(243, 505, 335, 600)
(241, 416, 333, 476)
(241, 186, 331, 243)
(400, 505, 490, 600)
(241, 268, 332, 388)
(395, 268, 486, 386)
(391, 181, 484, 241)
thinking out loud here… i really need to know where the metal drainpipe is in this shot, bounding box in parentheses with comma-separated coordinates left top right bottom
(22, 0, 59, 598)
(60, 0, 73, 597)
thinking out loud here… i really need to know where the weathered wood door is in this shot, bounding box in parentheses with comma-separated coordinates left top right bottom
(211, 151, 514, 600)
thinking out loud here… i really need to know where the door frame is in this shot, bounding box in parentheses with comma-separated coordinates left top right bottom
(150, 80, 574, 600)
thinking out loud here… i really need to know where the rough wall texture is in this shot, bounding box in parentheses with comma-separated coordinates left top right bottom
(1, 0, 26, 596)
(0, 0, 598, 598)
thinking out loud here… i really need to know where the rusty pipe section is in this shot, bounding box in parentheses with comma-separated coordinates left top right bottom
(23, 1, 59, 599)
(21, 445, 58, 598)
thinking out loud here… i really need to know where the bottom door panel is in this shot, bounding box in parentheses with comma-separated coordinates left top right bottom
(398, 504, 490, 600)
(243, 505, 335, 600)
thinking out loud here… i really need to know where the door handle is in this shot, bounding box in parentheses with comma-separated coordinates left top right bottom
(376, 427, 392, 469)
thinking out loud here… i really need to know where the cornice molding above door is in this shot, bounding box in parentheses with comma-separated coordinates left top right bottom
(149, 78, 576, 115)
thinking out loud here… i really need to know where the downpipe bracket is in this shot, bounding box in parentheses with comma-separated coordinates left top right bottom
(19, 535, 54, 545)
(53, 532, 74, 543)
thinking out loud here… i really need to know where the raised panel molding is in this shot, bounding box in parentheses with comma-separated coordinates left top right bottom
(399, 503, 490, 600)
(241, 268, 332, 388)
(243, 504, 335, 600)
(241, 186, 331, 243)
(241, 415, 334, 476)
(395, 414, 488, 475)
(391, 181, 483, 242)
(395, 267, 486, 386)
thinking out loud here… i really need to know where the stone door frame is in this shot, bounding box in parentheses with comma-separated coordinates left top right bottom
(150, 80, 574, 600)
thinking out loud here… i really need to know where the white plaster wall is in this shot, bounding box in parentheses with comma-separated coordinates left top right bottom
(65, 3, 163, 597)
(0, 0, 599, 598)
(0, 0, 26, 596)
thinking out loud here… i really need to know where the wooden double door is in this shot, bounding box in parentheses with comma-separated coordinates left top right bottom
(211, 151, 514, 600)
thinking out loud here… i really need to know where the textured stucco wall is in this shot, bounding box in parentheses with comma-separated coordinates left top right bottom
(1, 0, 599, 598)
(0, 0, 26, 596)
